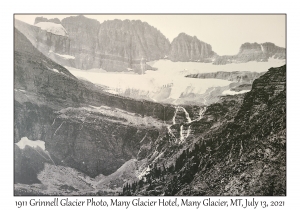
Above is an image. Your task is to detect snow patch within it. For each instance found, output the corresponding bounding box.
[52,68,59,73]
[50,68,66,76]
[14,89,26,93]
[55,53,75,60]
[15,137,45,150]
[222,89,250,95]
[35,22,68,36]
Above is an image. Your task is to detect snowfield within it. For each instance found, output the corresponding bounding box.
[15,137,45,150]
[65,58,285,105]
[35,22,68,36]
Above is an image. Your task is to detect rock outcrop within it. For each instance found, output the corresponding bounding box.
[34,17,61,24]
[186,71,265,83]
[213,42,285,64]
[168,33,215,62]
[94,19,170,71]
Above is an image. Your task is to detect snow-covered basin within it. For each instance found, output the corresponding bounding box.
[67,67,231,99]
[15,137,45,150]
[65,58,285,100]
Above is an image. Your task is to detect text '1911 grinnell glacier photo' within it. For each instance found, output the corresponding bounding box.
[14,14,286,196]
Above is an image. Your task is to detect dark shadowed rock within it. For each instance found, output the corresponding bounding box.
[131,65,286,196]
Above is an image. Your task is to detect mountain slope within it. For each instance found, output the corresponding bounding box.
[14,28,176,185]
[127,65,286,196]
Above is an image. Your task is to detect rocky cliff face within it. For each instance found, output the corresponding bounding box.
[44,106,162,177]
[60,15,101,70]
[169,33,215,62]
[95,19,170,71]
[214,42,285,64]
[186,71,265,83]
[15,16,170,72]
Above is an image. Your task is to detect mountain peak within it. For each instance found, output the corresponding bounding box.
[169,33,214,62]
[34,16,61,25]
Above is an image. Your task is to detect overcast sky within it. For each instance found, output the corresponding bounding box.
[15,14,285,55]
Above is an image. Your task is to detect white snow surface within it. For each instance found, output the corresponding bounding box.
[50,68,66,76]
[66,66,231,101]
[65,58,285,104]
[15,137,45,150]
[55,53,75,60]
[35,22,68,36]
[222,89,251,95]
[52,68,59,73]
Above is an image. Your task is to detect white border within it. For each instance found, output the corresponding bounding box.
[2,0,299,209]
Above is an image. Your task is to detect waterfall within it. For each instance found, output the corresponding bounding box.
[198,106,207,120]
[186,125,191,138]
[260,44,264,53]
[180,125,184,142]
[179,106,192,123]
[190,106,207,123]
[170,106,207,144]
[179,125,192,144]
[54,121,65,136]
[173,106,192,124]
[140,133,147,143]
[45,151,56,165]
[167,125,176,140]
[172,108,178,125]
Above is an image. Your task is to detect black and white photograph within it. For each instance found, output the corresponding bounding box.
[13,14,286,196]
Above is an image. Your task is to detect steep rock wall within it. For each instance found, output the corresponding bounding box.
[169,33,215,62]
